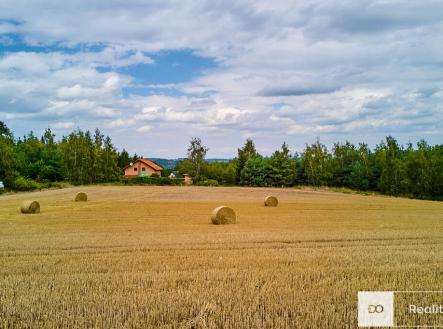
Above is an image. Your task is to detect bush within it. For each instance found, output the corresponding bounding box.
[121,176,183,186]
[13,176,42,191]
[42,181,68,189]
[197,179,219,186]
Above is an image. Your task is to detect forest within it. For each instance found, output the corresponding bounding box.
[1,121,442,200]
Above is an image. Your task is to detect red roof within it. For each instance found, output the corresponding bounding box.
[139,158,163,171]
[124,158,163,171]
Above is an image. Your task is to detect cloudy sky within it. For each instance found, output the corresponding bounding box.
[1,1,442,157]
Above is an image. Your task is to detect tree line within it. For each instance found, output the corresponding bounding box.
[177,137,442,200]
[1,121,442,200]
[0,122,137,190]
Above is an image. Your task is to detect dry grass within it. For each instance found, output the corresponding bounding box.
[1,186,442,328]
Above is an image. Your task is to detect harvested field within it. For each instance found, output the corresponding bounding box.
[0,186,442,328]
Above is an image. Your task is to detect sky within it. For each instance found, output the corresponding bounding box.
[0,0,442,158]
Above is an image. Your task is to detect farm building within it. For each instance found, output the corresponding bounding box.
[183,174,193,185]
[124,158,163,177]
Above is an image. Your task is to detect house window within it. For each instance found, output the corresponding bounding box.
[142,167,146,172]
[134,167,138,172]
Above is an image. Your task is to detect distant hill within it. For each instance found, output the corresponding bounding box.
[149,158,232,169]
[148,158,181,169]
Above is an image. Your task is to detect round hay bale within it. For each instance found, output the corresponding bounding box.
[20,200,40,214]
[211,206,236,225]
[75,192,88,202]
[264,195,278,207]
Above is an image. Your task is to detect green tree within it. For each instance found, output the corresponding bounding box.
[240,156,268,186]
[0,121,13,139]
[59,129,120,184]
[0,121,16,187]
[59,130,94,184]
[176,159,194,177]
[328,141,373,190]
[204,160,236,185]
[39,128,62,181]
[403,141,443,199]
[268,142,296,186]
[15,131,45,180]
[186,137,209,183]
[92,129,105,182]
[236,138,257,184]
[118,149,131,169]
[348,143,372,190]
[301,139,332,186]
[375,136,404,195]
[331,141,357,186]
[101,136,120,181]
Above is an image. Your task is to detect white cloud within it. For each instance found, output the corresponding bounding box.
[1,0,442,156]
[108,118,135,128]
[136,125,153,133]
[52,122,75,129]
[56,75,123,100]
[0,21,18,35]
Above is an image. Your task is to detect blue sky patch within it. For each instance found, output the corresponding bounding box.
[115,50,217,85]
[0,33,107,54]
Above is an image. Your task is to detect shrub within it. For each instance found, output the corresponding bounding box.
[42,181,68,189]
[121,176,183,186]
[197,179,219,186]
[13,177,42,191]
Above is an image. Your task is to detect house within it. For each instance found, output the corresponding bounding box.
[124,158,163,177]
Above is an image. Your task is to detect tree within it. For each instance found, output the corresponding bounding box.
[0,121,13,139]
[403,141,443,199]
[330,141,357,187]
[15,131,45,180]
[92,129,105,182]
[0,121,16,187]
[176,159,194,177]
[101,136,120,181]
[301,139,332,186]
[1,119,442,200]
[375,136,404,195]
[204,160,236,185]
[59,129,120,184]
[268,142,296,186]
[59,130,94,184]
[240,156,268,186]
[328,141,373,190]
[39,128,62,181]
[118,149,131,169]
[236,138,257,184]
[186,137,209,183]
